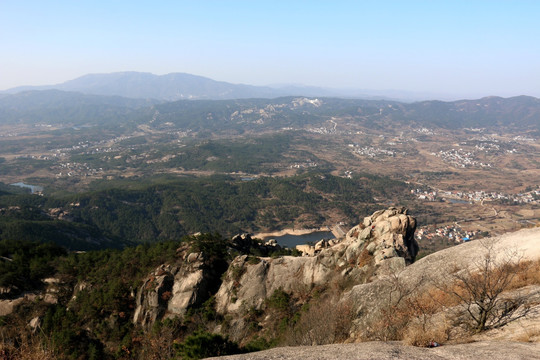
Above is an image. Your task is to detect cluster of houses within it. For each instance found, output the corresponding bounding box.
[1,131,20,137]
[434,148,492,168]
[415,225,480,243]
[474,142,501,152]
[513,135,536,142]
[14,154,53,161]
[414,127,435,135]
[349,144,396,158]
[55,162,103,178]
[307,126,336,135]
[52,136,132,156]
[412,189,439,202]
[412,188,540,204]
[290,160,319,169]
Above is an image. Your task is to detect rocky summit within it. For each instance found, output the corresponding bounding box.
[128,207,540,357]
[4,206,540,359]
[345,206,418,264]
[133,207,419,339]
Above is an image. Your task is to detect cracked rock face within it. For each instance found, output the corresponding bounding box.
[214,207,418,341]
[217,208,418,312]
[133,246,224,328]
[132,208,418,336]
[346,206,418,265]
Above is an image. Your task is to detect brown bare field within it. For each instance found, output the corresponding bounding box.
[1,119,538,236]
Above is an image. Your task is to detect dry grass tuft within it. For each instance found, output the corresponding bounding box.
[284,294,354,346]
[402,314,452,347]
[0,338,55,360]
[507,259,540,290]
[357,247,373,268]
[514,325,540,343]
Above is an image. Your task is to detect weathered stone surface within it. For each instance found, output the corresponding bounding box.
[376,256,407,276]
[29,316,41,332]
[214,207,419,341]
[206,341,540,360]
[0,297,25,316]
[133,265,175,327]
[215,255,329,317]
[131,208,423,339]
[133,244,225,327]
[133,233,289,328]
[346,206,418,264]
[295,244,315,256]
[168,267,206,317]
[346,226,540,338]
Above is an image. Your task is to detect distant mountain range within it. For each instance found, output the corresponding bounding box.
[1,72,332,101]
[1,88,539,132]
[0,89,157,126]
[1,72,456,102]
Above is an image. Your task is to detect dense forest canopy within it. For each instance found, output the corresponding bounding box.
[1,91,540,131]
[0,172,419,250]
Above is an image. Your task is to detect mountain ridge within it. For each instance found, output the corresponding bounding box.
[1,72,308,101]
[1,89,539,131]
[1,71,489,102]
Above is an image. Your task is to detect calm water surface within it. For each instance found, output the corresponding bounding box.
[268,231,335,248]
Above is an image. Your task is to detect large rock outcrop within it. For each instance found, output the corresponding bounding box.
[214,207,418,340]
[133,244,226,327]
[132,233,278,327]
[345,206,418,265]
[345,226,540,339]
[132,207,419,336]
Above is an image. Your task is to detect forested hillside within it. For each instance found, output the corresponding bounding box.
[0,238,184,358]
[0,172,416,249]
[0,233,298,359]
[2,91,539,131]
[0,90,156,126]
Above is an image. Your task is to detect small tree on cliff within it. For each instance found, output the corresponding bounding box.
[442,239,526,333]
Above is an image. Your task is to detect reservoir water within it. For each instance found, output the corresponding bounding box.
[268,231,335,248]
[9,182,44,194]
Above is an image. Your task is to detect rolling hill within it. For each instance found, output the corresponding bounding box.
[1,88,539,132]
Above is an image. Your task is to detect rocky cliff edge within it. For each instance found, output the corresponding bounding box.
[133,207,418,333]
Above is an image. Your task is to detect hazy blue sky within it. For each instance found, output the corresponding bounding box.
[1,0,540,98]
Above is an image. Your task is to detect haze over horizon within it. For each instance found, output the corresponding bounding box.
[2,1,540,99]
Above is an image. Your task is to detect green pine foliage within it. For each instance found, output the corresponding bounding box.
[0,171,414,250]
[64,172,410,244]
[0,234,288,359]
[0,239,66,293]
[174,331,242,360]
[0,239,183,359]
